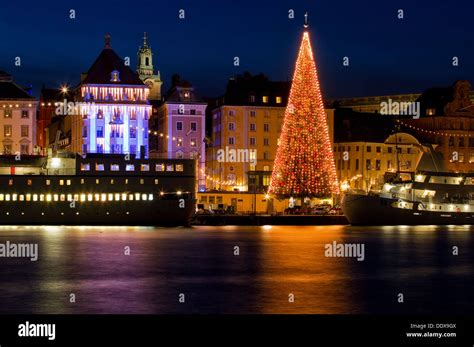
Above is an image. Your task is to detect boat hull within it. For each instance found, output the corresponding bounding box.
[342,193,474,225]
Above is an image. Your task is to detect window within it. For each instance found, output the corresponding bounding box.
[20,144,29,154]
[21,110,29,118]
[125,164,135,171]
[130,127,136,138]
[366,146,371,152]
[166,164,174,171]
[250,110,256,117]
[21,125,29,137]
[356,146,359,152]
[228,123,235,131]
[262,96,268,103]
[228,137,235,145]
[3,144,12,154]
[249,95,255,103]
[82,126,88,137]
[95,163,105,171]
[376,146,381,153]
[190,122,197,131]
[4,110,11,118]
[250,137,256,146]
[156,164,164,171]
[264,138,269,146]
[250,123,256,131]
[229,110,235,116]
[264,151,270,160]
[97,126,104,138]
[376,160,381,171]
[190,138,197,147]
[177,138,183,147]
[96,144,103,153]
[110,164,120,171]
[141,164,150,171]
[388,147,393,153]
[110,70,120,82]
[4,125,12,137]
[276,96,282,104]
[264,124,269,132]
[366,159,371,170]
[176,122,183,131]
[176,164,184,172]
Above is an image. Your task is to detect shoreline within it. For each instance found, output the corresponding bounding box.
[190,214,349,226]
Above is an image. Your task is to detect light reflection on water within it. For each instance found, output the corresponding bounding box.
[0,225,472,314]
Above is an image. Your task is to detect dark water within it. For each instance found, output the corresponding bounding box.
[0,225,472,314]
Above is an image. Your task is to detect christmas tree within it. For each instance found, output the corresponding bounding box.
[269,19,339,199]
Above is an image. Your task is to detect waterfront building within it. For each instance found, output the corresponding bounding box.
[151,75,207,190]
[0,71,38,155]
[136,32,162,101]
[400,80,474,173]
[69,34,152,157]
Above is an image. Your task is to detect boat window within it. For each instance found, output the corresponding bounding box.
[155,164,164,172]
[60,180,64,186]
[19,195,24,201]
[148,194,153,201]
[154,179,159,185]
[166,164,174,172]
[111,164,120,171]
[46,179,50,185]
[26,194,31,201]
[27,179,32,186]
[126,164,135,171]
[140,179,144,185]
[96,163,105,171]
[141,164,150,172]
[0,194,4,201]
[8,179,13,186]
[176,164,184,172]
[80,163,90,171]
[67,180,71,186]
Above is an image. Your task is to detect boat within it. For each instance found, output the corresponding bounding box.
[0,152,196,226]
[342,171,474,225]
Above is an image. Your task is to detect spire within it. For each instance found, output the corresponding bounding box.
[104,33,112,49]
[304,12,309,29]
[143,32,148,47]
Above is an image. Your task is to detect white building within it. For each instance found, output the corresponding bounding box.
[0,71,38,155]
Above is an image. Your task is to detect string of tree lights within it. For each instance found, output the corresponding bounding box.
[396,119,474,137]
[268,18,339,199]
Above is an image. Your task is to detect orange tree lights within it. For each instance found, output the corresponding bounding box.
[268,28,339,199]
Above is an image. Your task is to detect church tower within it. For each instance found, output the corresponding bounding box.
[137,32,162,100]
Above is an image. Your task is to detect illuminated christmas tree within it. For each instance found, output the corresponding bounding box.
[269,17,339,199]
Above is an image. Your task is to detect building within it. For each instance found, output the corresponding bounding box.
[69,34,152,157]
[152,75,207,190]
[137,32,162,101]
[401,80,474,173]
[38,86,74,152]
[0,71,38,155]
[206,73,288,192]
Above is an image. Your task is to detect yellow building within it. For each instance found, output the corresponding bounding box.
[206,73,334,192]
[335,132,426,191]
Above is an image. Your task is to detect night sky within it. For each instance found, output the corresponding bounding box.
[0,0,473,99]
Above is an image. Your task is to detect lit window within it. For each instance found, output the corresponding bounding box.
[27,179,32,186]
[156,164,164,171]
[12,194,17,201]
[19,195,24,201]
[81,179,85,184]
[129,194,134,201]
[96,179,100,185]
[125,179,129,185]
[110,179,114,185]
[53,194,59,201]
[176,164,184,172]
[96,163,105,171]
[142,194,147,201]
[5,194,10,201]
[276,96,282,104]
[46,179,50,185]
[81,163,90,171]
[115,194,120,201]
[60,195,66,202]
[166,164,174,171]
[140,179,144,185]
[8,179,13,186]
[80,194,86,202]
[135,193,140,200]
[141,164,150,171]
[108,194,113,201]
[74,194,79,202]
[154,179,159,185]
[67,194,73,201]
[40,195,45,201]
[111,164,120,171]
[262,96,268,103]
[60,180,64,186]
[0,194,4,201]
[95,194,100,201]
[88,194,93,201]
[121,194,127,201]
[126,164,135,171]
[101,194,107,202]
[148,194,153,201]
[26,194,32,201]
[67,180,71,186]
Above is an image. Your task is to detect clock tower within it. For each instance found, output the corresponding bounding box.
[137,32,162,100]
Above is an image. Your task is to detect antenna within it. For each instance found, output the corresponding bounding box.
[304,12,309,28]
